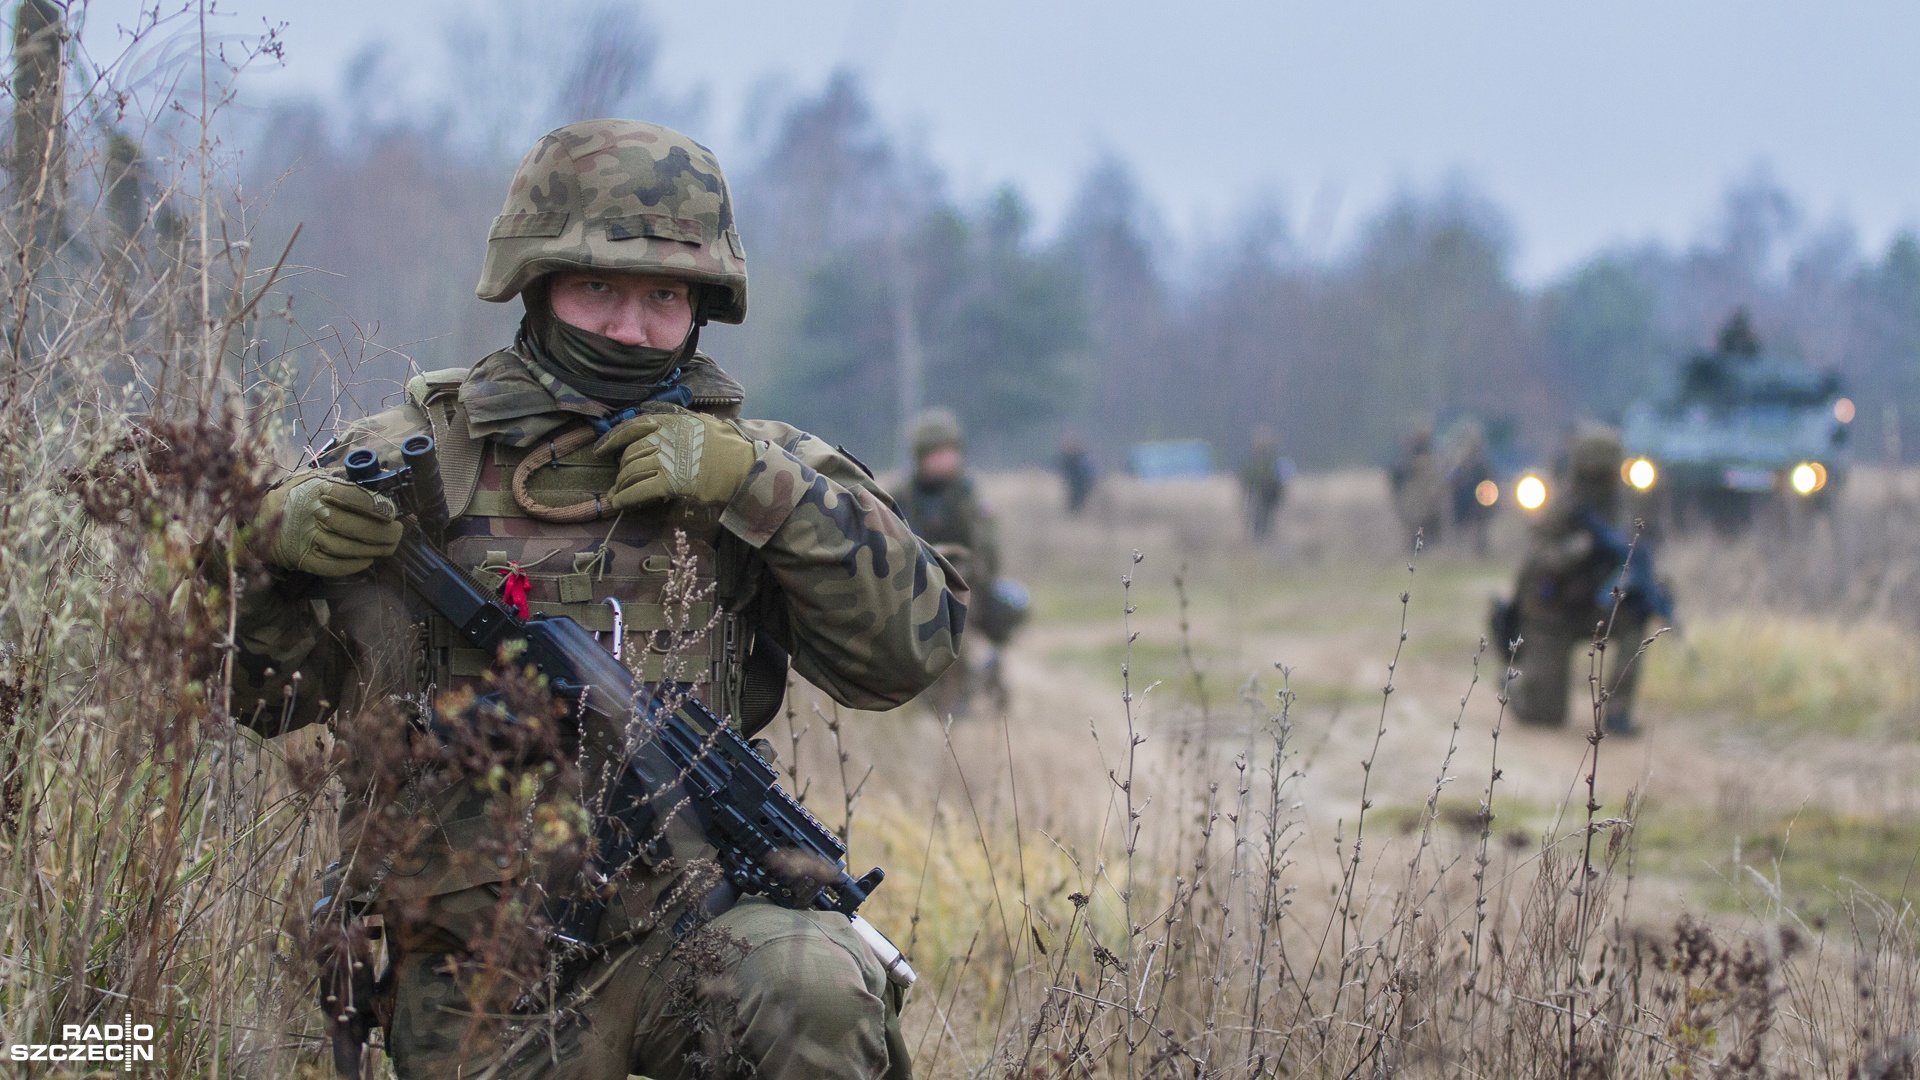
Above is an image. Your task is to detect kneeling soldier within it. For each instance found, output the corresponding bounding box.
[234,120,965,1079]
[1503,426,1672,735]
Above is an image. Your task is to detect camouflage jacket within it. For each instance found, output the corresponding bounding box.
[1389,449,1445,530]
[890,473,1000,590]
[231,345,966,904]
[1513,499,1619,624]
[1239,455,1284,503]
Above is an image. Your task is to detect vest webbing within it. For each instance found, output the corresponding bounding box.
[406,369,483,519]
[404,367,744,720]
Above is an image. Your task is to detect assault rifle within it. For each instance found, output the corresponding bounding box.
[1489,510,1674,667]
[322,436,915,1067]
[1570,507,1676,624]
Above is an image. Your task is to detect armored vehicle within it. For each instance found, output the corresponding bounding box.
[1620,312,1851,533]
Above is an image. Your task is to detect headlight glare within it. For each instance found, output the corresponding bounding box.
[1624,458,1657,491]
[1789,462,1827,495]
[1515,474,1548,511]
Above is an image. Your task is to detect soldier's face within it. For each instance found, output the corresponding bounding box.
[918,445,964,482]
[548,272,695,348]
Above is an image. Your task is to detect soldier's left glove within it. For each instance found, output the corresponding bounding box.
[596,410,758,511]
[255,473,402,577]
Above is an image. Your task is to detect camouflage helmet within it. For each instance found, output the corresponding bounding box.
[910,407,965,458]
[1566,424,1624,509]
[1568,424,1623,483]
[476,119,748,324]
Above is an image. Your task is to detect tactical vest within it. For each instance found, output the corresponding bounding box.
[404,368,747,721]
[900,478,975,551]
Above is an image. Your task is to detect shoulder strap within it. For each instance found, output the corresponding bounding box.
[406,367,482,519]
[405,367,469,406]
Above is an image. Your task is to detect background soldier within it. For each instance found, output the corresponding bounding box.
[1057,431,1097,514]
[1501,426,1674,735]
[893,407,1023,716]
[1390,425,1446,546]
[1447,420,1496,555]
[232,120,963,1079]
[1239,427,1287,542]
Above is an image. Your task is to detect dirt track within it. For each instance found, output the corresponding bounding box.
[815,467,1920,917]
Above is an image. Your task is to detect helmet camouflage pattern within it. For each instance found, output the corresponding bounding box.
[1568,424,1623,483]
[910,407,965,458]
[476,119,748,324]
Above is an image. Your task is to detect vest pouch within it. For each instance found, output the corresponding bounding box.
[434,431,739,718]
[559,550,607,603]
[737,630,790,737]
[559,572,595,603]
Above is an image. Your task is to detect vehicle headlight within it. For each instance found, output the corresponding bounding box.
[1623,457,1656,491]
[1789,462,1827,495]
[1515,474,1548,511]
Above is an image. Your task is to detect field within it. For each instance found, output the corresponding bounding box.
[6,372,1920,1076]
[794,466,1920,1077]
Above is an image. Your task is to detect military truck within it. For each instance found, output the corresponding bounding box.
[1620,311,1852,533]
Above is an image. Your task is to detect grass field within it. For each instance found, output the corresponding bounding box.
[768,466,1920,1077]
[6,382,1920,1075]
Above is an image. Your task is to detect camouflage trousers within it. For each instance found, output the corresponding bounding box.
[383,887,912,1080]
[1507,607,1649,731]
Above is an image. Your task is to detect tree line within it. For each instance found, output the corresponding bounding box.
[241,2,1920,471]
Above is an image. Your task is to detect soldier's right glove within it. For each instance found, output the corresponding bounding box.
[256,473,402,577]
[596,410,759,511]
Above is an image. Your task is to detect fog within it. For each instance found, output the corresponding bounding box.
[66,0,1920,469]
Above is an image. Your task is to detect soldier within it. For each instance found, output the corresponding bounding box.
[1057,431,1096,515]
[892,408,1016,717]
[1502,426,1673,735]
[1390,425,1446,546]
[233,120,964,1079]
[1447,421,1496,555]
[1239,428,1286,542]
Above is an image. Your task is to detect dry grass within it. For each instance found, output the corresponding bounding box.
[797,466,1920,1077]
[1641,612,1920,737]
[1,14,1917,1078]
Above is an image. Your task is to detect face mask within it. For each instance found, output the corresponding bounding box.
[520,285,699,405]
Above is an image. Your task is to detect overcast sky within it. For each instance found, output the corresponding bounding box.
[86,0,1920,283]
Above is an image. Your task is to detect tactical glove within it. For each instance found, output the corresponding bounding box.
[256,473,402,577]
[596,410,758,511]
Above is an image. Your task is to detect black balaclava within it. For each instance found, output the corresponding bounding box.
[518,279,701,405]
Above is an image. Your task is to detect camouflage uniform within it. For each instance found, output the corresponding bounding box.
[1447,422,1495,555]
[893,410,1000,596]
[1390,427,1446,545]
[1239,431,1285,542]
[1505,427,1650,732]
[889,409,1005,718]
[233,120,961,1079]
[1057,435,1096,515]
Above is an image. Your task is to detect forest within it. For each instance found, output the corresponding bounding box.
[247,2,1920,472]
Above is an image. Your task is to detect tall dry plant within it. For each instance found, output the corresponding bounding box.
[0,3,339,1073]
